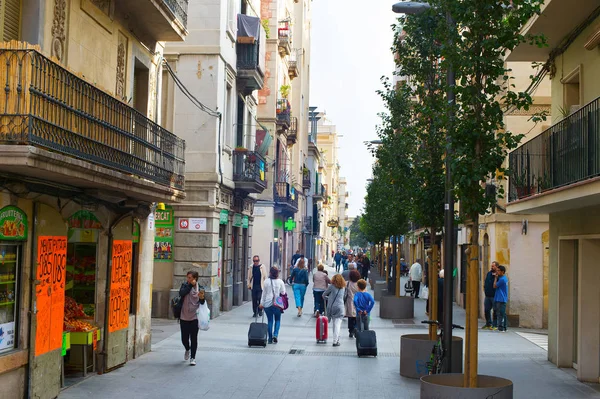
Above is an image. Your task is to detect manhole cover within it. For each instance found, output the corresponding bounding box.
[289,349,305,355]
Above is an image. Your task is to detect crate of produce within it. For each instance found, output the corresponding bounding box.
[70,329,97,345]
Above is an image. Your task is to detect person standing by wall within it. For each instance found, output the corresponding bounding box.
[482,261,499,330]
[323,274,346,347]
[493,265,509,332]
[259,267,286,344]
[179,271,203,366]
[290,258,309,316]
[247,255,268,318]
[409,259,423,299]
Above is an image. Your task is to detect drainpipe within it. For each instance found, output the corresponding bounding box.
[26,202,37,399]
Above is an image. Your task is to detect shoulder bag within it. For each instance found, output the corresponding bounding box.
[272,280,289,311]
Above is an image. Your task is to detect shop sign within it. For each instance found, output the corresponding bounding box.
[284,218,296,232]
[233,213,243,227]
[0,321,15,351]
[0,206,28,241]
[109,240,132,333]
[242,216,249,229]
[68,210,102,230]
[219,210,229,225]
[154,206,173,262]
[35,236,67,356]
[178,218,207,231]
[132,221,140,243]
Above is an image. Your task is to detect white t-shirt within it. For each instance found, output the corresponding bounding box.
[260,278,286,308]
[410,262,423,281]
[294,257,309,268]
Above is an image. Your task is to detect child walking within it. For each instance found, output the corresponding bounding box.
[353,279,374,332]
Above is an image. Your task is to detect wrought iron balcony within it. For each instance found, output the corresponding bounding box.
[287,117,298,145]
[233,150,267,194]
[236,42,264,94]
[278,23,291,56]
[288,52,299,80]
[276,99,291,131]
[274,182,298,214]
[508,96,600,203]
[313,184,326,202]
[302,173,311,190]
[0,45,185,197]
[117,0,188,41]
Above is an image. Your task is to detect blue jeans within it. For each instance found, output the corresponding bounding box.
[313,289,325,313]
[264,305,281,341]
[293,283,307,308]
[484,296,497,327]
[494,301,507,331]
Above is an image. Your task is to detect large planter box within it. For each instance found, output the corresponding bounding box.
[374,281,388,300]
[421,374,513,398]
[380,295,414,319]
[400,334,463,379]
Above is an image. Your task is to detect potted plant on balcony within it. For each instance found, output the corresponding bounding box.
[280,85,290,99]
[302,167,310,177]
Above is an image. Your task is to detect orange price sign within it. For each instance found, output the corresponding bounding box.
[108,240,132,333]
[35,236,67,356]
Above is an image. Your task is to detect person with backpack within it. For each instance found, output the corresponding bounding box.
[259,267,286,344]
[290,258,309,316]
[247,255,268,318]
[177,270,204,366]
[323,274,346,347]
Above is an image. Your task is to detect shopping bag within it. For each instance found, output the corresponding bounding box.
[197,302,210,331]
[421,286,429,300]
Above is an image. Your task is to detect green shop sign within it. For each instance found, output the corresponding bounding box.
[242,215,249,229]
[284,218,296,232]
[220,210,229,225]
[68,210,102,229]
[0,206,28,241]
[132,221,140,243]
[154,205,174,262]
[233,213,242,227]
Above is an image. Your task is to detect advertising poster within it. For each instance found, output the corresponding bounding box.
[35,236,67,356]
[109,240,132,332]
[154,206,173,262]
[0,321,15,352]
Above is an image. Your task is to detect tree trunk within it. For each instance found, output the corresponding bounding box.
[464,220,479,388]
[429,227,438,340]
[396,236,401,298]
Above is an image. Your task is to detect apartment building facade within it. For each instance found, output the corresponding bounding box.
[0,0,187,396]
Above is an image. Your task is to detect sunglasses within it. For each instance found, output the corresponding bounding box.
[253,259,259,262]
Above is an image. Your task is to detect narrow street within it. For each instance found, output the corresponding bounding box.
[60,268,600,399]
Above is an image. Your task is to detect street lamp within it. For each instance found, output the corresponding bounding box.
[393,0,456,374]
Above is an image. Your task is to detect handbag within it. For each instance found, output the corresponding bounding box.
[421,285,429,300]
[343,282,350,303]
[272,280,289,311]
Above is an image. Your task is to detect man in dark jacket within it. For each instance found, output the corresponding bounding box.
[482,261,499,330]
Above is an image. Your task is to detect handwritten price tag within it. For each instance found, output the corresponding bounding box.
[108,240,132,333]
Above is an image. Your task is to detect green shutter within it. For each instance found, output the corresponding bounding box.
[1,0,21,42]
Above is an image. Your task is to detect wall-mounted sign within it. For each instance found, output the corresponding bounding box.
[233,213,243,228]
[0,206,28,241]
[0,321,15,352]
[132,221,140,243]
[327,219,339,228]
[220,210,229,225]
[68,210,102,230]
[242,216,249,229]
[35,236,67,356]
[178,218,207,231]
[284,218,296,232]
[154,205,173,262]
[109,240,132,333]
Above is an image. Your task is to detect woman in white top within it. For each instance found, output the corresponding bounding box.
[259,267,286,344]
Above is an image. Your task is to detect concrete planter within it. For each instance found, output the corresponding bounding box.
[400,334,463,379]
[420,374,513,398]
[374,281,388,300]
[380,295,414,319]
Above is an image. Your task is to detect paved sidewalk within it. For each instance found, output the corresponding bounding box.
[60,269,600,399]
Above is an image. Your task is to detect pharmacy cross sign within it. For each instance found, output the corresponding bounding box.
[284,218,296,232]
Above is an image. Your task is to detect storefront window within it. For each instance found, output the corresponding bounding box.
[0,245,19,353]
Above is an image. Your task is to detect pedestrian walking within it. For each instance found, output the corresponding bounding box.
[353,279,375,332]
[290,258,309,316]
[360,254,371,280]
[409,259,423,299]
[259,267,286,344]
[344,269,361,338]
[482,261,499,330]
[342,251,348,271]
[247,255,268,318]
[334,251,342,273]
[323,274,346,347]
[291,250,302,268]
[179,271,204,366]
[493,265,509,332]
[341,260,357,282]
[347,254,357,271]
[312,264,331,316]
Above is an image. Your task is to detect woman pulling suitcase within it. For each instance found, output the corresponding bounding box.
[258,267,286,344]
[323,274,346,347]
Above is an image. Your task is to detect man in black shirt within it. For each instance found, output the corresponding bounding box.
[482,261,499,330]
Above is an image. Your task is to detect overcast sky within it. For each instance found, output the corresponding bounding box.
[310,1,397,218]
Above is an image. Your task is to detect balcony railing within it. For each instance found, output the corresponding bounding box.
[287,117,298,144]
[278,23,291,56]
[274,181,298,212]
[236,42,264,94]
[162,0,189,27]
[233,150,267,194]
[302,173,311,189]
[509,96,600,202]
[314,184,326,201]
[0,45,185,190]
[276,99,291,130]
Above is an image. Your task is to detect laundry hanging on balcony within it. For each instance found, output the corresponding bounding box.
[237,14,261,44]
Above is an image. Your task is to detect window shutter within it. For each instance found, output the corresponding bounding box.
[1,0,21,42]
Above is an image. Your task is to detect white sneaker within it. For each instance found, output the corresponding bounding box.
[190,358,196,366]
[184,350,190,361]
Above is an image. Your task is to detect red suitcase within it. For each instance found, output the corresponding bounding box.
[316,311,328,344]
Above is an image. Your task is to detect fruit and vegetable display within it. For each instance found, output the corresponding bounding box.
[63,296,96,332]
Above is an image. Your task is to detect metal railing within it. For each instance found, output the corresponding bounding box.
[302,173,311,189]
[162,0,189,27]
[287,117,298,141]
[233,150,267,187]
[276,99,291,128]
[237,42,261,72]
[274,181,298,210]
[0,45,185,190]
[509,96,600,202]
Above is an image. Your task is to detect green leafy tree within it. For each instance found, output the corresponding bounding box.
[349,216,369,249]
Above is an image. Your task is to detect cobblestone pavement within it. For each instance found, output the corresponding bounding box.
[60,269,600,399]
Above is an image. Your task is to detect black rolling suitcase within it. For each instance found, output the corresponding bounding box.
[355,317,377,357]
[248,314,268,347]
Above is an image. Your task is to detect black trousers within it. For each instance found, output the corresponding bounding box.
[348,316,357,333]
[252,288,263,315]
[180,319,199,359]
[412,281,421,298]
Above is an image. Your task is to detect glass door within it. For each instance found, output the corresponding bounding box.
[0,244,19,354]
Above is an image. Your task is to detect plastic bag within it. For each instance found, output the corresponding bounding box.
[421,286,429,300]
[197,302,210,331]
